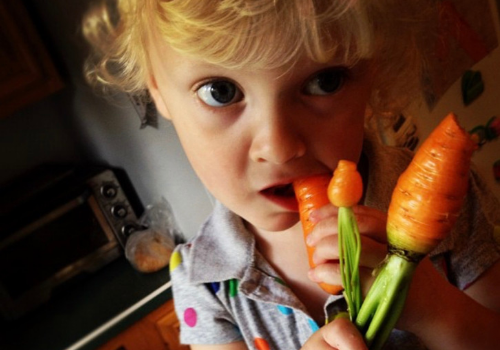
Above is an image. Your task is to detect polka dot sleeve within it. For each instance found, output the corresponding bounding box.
[170,244,244,345]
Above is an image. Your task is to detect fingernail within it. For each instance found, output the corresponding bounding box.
[333,311,349,320]
[308,209,320,222]
[306,234,314,246]
[308,269,320,282]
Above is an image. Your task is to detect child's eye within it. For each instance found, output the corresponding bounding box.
[303,68,347,96]
[196,80,243,107]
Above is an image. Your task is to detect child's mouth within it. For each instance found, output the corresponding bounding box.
[266,184,295,197]
[261,184,298,211]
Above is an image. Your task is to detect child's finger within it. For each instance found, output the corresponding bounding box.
[322,316,369,350]
[301,316,368,350]
[309,263,377,297]
[312,235,386,269]
[307,205,387,247]
[308,204,339,222]
[359,236,387,268]
[307,214,339,247]
[308,261,341,285]
[312,234,339,264]
[351,205,387,243]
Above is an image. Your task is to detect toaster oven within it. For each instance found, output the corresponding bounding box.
[0,164,142,320]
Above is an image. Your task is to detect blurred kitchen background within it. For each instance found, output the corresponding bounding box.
[1,1,214,349]
[0,0,214,241]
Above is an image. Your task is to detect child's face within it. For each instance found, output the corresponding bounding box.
[148,40,374,234]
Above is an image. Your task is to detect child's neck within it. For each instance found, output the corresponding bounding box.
[250,222,331,324]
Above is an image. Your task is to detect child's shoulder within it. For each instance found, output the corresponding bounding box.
[171,202,255,284]
[362,134,414,210]
[363,132,414,170]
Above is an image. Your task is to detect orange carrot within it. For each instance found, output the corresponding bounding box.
[294,175,343,295]
[328,160,364,208]
[356,113,477,350]
[387,113,477,256]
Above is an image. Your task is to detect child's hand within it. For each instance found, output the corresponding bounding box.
[301,315,368,350]
[306,204,388,295]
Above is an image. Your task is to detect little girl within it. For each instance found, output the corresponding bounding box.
[83,1,500,349]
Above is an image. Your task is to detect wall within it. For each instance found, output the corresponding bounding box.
[0,89,84,184]
[0,0,213,239]
[409,0,500,200]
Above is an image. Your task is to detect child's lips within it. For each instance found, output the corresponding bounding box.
[260,183,299,211]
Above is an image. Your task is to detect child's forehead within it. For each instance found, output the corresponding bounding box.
[145,1,369,72]
[149,31,355,74]
[149,33,355,80]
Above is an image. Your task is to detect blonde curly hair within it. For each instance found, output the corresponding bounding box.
[82,0,438,115]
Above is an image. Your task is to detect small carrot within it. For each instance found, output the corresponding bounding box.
[328,160,364,321]
[355,113,477,350]
[328,160,363,208]
[294,175,343,295]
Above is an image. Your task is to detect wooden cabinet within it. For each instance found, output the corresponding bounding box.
[96,299,189,350]
[155,302,189,350]
[0,0,64,118]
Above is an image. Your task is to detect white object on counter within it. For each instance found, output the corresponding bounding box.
[65,281,172,350]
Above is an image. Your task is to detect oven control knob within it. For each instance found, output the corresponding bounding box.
[111,204,128,218]
[122,223,140,237]
[101,184,118,198]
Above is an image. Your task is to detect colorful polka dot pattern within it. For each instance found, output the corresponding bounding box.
[184,307,197,327]
[205,282,221,295]
[172,250,320,347]
[308,319,320,333]
[254,337,270,350]
[277,305,293,315]
[227,278,239,297]
[169,250,182,273]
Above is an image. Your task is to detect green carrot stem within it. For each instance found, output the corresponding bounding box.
[355,254,417,348]
[370,282,410,350]
[349,209,362,314]
[338,207,363,321]
[338,212,352,316]
[355,267,387,330]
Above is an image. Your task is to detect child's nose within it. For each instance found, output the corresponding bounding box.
[249,104,306,164]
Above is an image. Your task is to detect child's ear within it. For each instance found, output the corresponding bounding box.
[147,75,171,120]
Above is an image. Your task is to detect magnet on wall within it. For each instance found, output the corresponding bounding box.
[470,125,488,147]
[461,70,484,106]
[469,116,499,148]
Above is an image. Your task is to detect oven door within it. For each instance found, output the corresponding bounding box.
[0,190,121,320]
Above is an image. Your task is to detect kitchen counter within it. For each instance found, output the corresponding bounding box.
[0,256,172,350]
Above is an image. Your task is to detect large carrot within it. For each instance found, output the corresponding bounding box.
[355,113,477,350]
[294,175,344,295]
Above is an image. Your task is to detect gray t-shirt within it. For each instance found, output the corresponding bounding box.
[170,137,500,350]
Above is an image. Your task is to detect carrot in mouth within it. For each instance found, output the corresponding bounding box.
[293,160,364,308]
[294,175,344,295]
